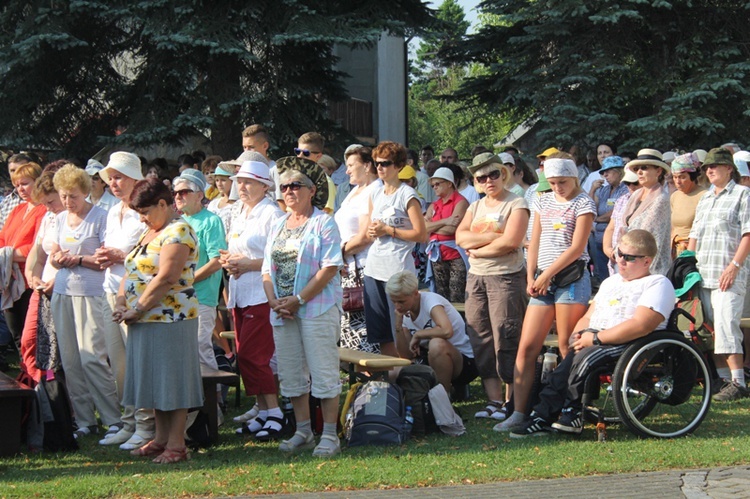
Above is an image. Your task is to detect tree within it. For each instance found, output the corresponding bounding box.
[446,0,750,151]
[0,1,434,159]
[409,0,511,157]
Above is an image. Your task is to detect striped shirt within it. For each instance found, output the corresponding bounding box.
[262,208,343,325]
[533,191,596,271]
[689,180,750,289]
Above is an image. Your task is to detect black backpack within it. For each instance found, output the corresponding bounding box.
[347,381,409,446]
[396,364,439,438]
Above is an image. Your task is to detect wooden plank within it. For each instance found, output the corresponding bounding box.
[220,331,235,340]
[338,347,411,369]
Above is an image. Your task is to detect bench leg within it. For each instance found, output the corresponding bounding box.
[201,380,219,445]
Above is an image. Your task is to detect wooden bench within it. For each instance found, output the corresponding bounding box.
[0,372,34,456]
[338,347,411,385]
[200,366,240,444]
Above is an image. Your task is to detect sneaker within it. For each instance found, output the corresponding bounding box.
[73,425,99,440]
[99,427,134,446]
[552,408,583,434]
[712,380,750,402]
[509,415,552,438]
[233,404,260,423]
[119,432,154,451]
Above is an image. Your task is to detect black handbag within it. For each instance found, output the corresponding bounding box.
[551,259,587,288]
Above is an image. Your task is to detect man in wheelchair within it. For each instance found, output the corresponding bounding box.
[511,230,677,437]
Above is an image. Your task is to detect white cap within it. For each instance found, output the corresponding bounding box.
[734,151,750,177]
[498,152,515,166]
[431,167,455,186]
[230,161,275,187]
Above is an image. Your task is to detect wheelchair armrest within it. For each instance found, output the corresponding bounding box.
[667,307,696,332]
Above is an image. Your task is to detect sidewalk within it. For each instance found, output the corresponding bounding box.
[253,465,750,499]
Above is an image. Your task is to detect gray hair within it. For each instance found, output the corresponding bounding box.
[386,271,419,297]
[174,179,203,197]
[279,169,314,189]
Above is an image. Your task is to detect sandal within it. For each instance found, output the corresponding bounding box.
[279,431,315,453]
[254,416,285,442]
[130,440,165,457]
[153,447,190,464]
[474,401,505,419]
[235,417,265,436]
[312,434,341,458]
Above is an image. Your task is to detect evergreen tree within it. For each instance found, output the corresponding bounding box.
[0,1,433,159]
[446,0,750,150]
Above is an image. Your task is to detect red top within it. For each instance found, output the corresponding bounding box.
[0,202,47,286]
[430,190,467,261]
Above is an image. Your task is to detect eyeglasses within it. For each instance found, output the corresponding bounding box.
[173,189,194,197]
[630,165,654,172]
[294,148,321,157]
[375,161,395,168]
[614,248,646,262]
[474,170,502,184]
[431,181,446,188]
[280,182,305,193]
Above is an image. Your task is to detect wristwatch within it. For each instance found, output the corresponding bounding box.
[296,294,306,305]
[592,331,602,346]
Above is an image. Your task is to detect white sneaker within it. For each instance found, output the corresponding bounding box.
[99,427,134,446]
[119,432,154,451]
[233,404,260,423]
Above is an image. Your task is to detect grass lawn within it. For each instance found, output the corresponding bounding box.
[3,375,750,498]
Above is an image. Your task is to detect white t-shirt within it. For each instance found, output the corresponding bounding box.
[207,197,234,237]
[226,197,284,308]
[37,212,59,283]
[401,292,473,358]
[533,191,596,271]
[459,184,480,204]
[334,182,378,270]
[87,190,118,212]
[365,183,420,282]
[582,170,603,194]
[102,201,147,294]
[590,273,676,330]
[51,205,108,296]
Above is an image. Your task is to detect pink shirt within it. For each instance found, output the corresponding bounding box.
[430,190,466,261]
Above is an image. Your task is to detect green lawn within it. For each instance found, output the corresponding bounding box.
[2,378,750,498]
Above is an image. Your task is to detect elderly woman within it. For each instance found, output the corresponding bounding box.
[20,168,65,384]
[621,149,672,275]
[589,156,628,283]
[49,164,121,439]
[219,161,284,439]
[262,157,343,458]
[496,157,595,432]
[603,167,640,275]
[689,148,750,401]
[94,152,154,450]
[364,141,427,357]
[333,146,379,353]
[0,161,46,347]
[456,153,529,421]
[425,166,469,302]
[113,179,202,464]
[670,153,706,259]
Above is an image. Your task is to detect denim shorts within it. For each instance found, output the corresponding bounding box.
[529,269,592,306]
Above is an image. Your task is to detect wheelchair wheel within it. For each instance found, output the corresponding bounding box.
[612,332,711,438]
[583,372,656,425]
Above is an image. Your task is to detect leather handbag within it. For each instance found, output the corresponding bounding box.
[551,259,587,288]
[342,260,365,312]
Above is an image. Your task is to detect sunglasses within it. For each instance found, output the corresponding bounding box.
[375,160,395,168]
[431,180,446,188]
[630,165,655,172]
[615,248,646,262]
[294,148,321,157]
[474,170,502,184]
[173,189,194,197]
[280,182,305,193]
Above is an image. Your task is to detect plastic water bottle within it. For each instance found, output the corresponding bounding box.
[541,350,558,383]
[404,406,414,435]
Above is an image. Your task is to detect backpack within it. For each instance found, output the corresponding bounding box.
[347,381,409,446]
[395,364,439,438]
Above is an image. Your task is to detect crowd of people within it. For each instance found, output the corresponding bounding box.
[2,129,750,461]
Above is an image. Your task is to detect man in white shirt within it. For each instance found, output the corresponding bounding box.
[508,230,676,437]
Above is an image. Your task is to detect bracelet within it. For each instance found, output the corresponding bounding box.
[296,294,306,305]
[134,303,146,315]
[732,260,741,269]
[392,226,397,237]
[78,256,84,266]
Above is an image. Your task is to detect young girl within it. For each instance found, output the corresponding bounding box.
[496,156,595,431]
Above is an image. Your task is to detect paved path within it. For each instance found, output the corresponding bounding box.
[243,465,750,499]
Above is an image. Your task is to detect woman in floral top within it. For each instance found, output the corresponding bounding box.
[113,179,201,464]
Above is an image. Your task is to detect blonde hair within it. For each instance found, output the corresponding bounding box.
[10,162,42,184]
[386,271,419,297]
[53,164,92,195]
[620,229,657,258]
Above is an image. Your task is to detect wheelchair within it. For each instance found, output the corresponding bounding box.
[580,308,713,439]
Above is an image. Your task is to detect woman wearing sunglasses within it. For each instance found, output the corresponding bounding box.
[456,153,529,421]
[620,149,672,276]
[496,155,595,432]
[363,141,427,358]
[261,157,343,457]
